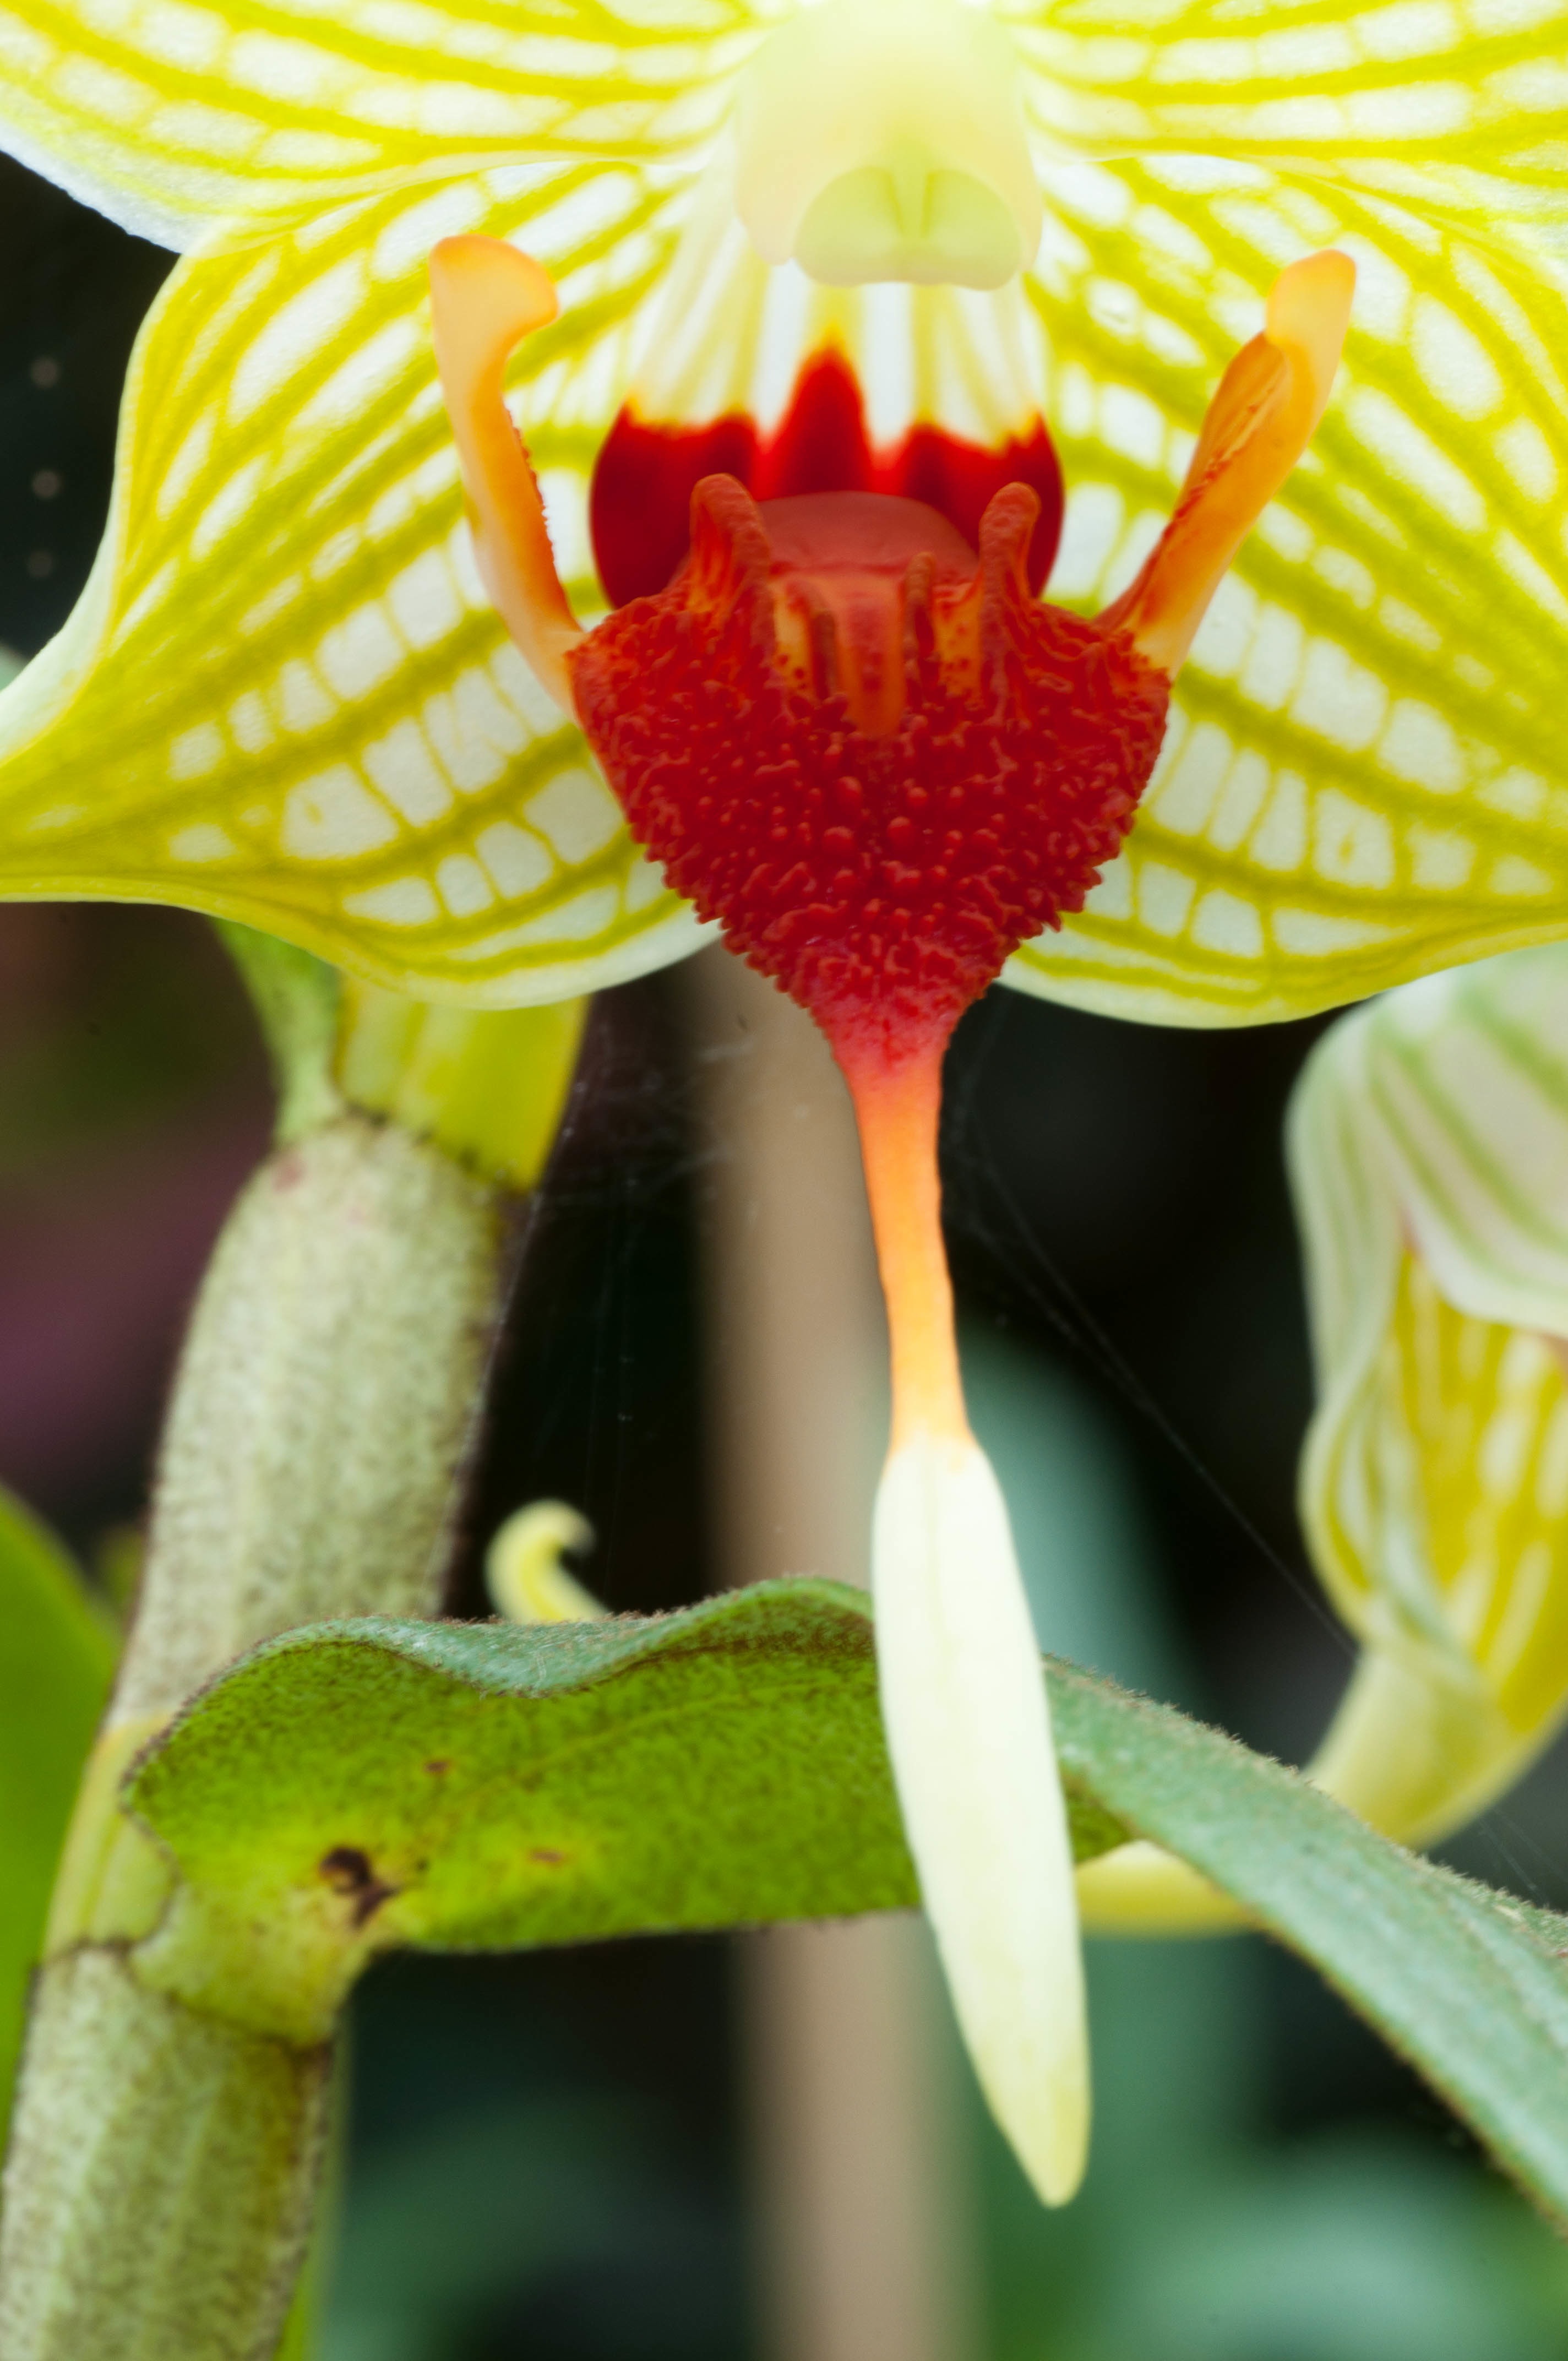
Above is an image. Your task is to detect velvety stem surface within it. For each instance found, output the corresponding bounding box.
[0,1113,517,2361]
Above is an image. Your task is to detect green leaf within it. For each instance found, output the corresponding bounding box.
[124,1585,948,2034]
[127,1581,1568,2225]
[0,1490,115,2114]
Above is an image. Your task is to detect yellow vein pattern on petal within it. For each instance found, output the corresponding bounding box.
[1328,948,1568,1339]
[0,0,767,249]
[1315,1253,1568,1754]
[1006,160,1568,1028]
[1003,0,1568,231]
[0,164,710,1005]
[1291,962,1568,1766]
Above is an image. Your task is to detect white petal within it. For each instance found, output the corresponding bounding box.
[872,1430,1088,2206]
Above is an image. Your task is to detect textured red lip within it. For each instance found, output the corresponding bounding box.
[570,471,1167,1071]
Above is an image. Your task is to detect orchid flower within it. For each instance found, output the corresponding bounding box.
[430,224,1351,2202]
[4,0,1568,2212]
[0,0,1564,1015]
[1080,941,1568,1935]
[1292,943,1568,1850]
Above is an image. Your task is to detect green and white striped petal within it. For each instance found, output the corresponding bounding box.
[0,0,767,250]
[1291,943,1568,1843]
[1006,162,1568,1028]
[0,165,711,1005]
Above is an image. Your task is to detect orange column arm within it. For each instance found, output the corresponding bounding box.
[429,235,584,714]
[1107,249,1356,677]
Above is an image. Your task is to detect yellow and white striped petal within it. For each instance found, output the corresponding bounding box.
[873,1430,1088,2206]
[1002,0,1568,237]
[1292,944,1568,1843]
[0,166,711,1005]
[1297,943,1568,1342]
[1006,163,1568,1027]
[0,0,765,250]
[11,0,1568,257]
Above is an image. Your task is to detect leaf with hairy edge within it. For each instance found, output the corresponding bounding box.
[127,1582,1568,2227]
[0,1490,115,2117]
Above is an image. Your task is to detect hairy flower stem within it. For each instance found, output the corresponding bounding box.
[0,942,585,2361]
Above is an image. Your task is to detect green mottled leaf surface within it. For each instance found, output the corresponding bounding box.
[128,1580,1568,2226]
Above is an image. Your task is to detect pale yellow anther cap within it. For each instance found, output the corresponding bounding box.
[733,0,1042,290]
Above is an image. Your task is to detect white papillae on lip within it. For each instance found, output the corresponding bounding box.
[872,1427,1090,2205]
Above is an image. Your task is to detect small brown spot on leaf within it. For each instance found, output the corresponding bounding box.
[424,1759,451,1776]
[319,1845,399,1929]
[530,1847,567,1867]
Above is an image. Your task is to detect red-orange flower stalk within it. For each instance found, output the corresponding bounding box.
[430,231,1354,2202]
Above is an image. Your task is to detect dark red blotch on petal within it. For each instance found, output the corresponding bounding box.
[570,477,1168,1070]
[591,349,1065,608]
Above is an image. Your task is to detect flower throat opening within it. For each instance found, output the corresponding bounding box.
[590,347,1064,610]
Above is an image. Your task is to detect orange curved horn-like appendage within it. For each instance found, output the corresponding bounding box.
[429,235,582,713]
[1108,249,1355,676]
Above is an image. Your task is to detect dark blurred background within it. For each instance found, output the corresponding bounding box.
[6,146,1568,2361]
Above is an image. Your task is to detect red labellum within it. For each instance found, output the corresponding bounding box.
[591,347,1064,610]
[570,476,1168,1073]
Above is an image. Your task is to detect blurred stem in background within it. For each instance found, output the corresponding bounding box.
[0,931,586,2361]
[686,944,978,2361]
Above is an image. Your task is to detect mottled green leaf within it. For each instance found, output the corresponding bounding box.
[127,1581,1568,2226]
